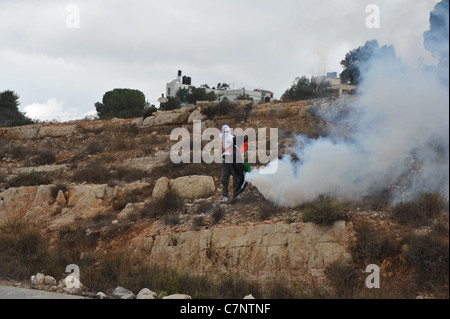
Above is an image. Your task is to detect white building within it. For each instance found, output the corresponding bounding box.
[166,70,194,98]
[311,72,357,95]
[166,70,273,103]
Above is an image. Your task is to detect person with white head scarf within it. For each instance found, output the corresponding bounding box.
[219,124,248,201]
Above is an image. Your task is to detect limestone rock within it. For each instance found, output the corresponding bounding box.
[152,177,170,199]
[95,292,108,299]
[118,202,145,220]
[6,125,40,140]
[142,111,190,127]
[128,221,352,286]
[30,273,45,286]
[112,286,135,299]
[169,175,215,200]
[44,275,57,286]
[56,190,67,205]
[136,288,157,299]
[38,124,76,138]
[121,151,169,171]
[188,109,207,123]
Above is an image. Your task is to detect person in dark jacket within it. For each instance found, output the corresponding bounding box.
[219,125,248,201]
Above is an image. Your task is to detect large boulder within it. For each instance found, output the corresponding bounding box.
[152,177,170,199]
[169,175,215,200]
[142,110,190,127]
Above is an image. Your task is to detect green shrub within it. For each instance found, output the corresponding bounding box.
[201,100,253,121]
[302,195,346,225]
[142,105,157,119]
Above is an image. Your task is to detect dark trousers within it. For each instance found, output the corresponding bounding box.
[221,162,245,198]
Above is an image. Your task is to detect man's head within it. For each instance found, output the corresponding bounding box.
[222,125,231,133]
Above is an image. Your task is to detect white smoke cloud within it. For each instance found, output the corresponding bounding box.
[247,4,449,207]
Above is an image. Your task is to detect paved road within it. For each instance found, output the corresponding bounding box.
[0,285,86,299]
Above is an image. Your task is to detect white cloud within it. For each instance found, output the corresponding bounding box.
[23,98,91,122]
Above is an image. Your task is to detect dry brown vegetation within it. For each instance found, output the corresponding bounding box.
[0,100,448,299]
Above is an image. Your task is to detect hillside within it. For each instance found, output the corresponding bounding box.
[0,98,448,299]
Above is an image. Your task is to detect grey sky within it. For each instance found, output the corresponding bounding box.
[0,0,439,121]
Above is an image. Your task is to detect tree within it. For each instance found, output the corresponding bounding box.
[340,40,396,85]
[281,76,331,101]
[160,96,181,111]
[185,87,217,105]
[216,83,230,90]
[0,90,33,127]
[95,88,146,119]
[176,88,190,103]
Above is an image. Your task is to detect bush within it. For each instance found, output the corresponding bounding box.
[257,201,280,221]
[391,191,447,226]
[301,195,346,225]
[143,105,157,119]
[85,141,104,155]
[0,222,60,281]
[8,172,52,187]
[201,100,234,120]
[32,149,56,166]
[192,216,205,230]
[326,261,359,298]
[139,192,184,219]
[112,199,127,211]
[351,221,401,265]
[71,163,110,184]
[404,232,449,291]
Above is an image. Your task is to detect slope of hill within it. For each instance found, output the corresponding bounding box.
[0,98,448,299]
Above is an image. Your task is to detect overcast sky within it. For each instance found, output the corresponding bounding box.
[0,0,440,122]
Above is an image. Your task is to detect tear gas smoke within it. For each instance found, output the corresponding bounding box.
[247,1,449,207]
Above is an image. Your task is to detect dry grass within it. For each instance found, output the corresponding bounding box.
[391,191,447,226]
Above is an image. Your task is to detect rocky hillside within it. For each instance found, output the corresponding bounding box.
[0,98,448,299]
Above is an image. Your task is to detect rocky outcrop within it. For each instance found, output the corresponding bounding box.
[0,164,68,176]
[121,151,169,171]
[0,182,150,228]
[0,185,57,224]
[129,220,352,286]
[152,175,215,200]
[38,125,77,138]
[142,108,192,127]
